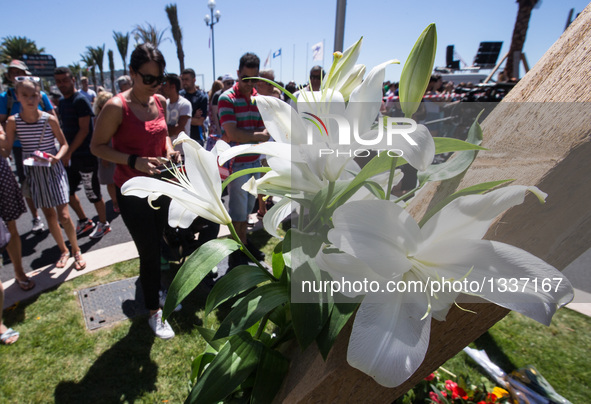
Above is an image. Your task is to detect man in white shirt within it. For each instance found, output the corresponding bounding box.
[162,73,192,148]
[78,77,96,104]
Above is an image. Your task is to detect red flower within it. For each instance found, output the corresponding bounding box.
[429,391,442,404]
[445,380,457,391]
[487,393,498,402]
[425,373,436,381]
[477,402,487,404]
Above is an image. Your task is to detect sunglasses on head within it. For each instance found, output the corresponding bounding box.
[239,75,260,84]
[136,70,165,86]
[15,76,41,83]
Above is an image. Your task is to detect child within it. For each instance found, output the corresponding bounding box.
[2,77,85,270]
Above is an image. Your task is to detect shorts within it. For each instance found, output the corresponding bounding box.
[227,160,261,222]
[67,154,102,203]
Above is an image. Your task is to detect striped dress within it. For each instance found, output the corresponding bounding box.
[15,112,69,208]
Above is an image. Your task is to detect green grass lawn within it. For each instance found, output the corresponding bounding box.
[1,245,589,403]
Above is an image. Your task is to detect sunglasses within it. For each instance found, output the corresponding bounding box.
[15,76,41,82]
[239,75,260,84]
[136,70,165,86]
[310,74,322,80]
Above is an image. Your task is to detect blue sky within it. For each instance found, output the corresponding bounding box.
[2,0,588,90]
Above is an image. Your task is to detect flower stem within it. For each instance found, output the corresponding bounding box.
[228,223,277,281]
[304,181,335,232]
[386,157,398,201]
[393,184,421,203]
[254,312,272,340]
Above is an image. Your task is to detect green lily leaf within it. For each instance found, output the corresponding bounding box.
[254,76,297,103]
[196,326,229,352]
[329,151,400,210]
[316,301,359,360]
[214,282,289,340]
[418,179,515,227]
[164,238,241,319]
[222,167,272,192]
[251,348,290,404]
[190,352,216,383]
[418,110,484,184]
[399,23,437,118]
[433,137,487,154]
[289,229,332,349]
[186,332,263,404]
[205,265,272,315]
[272,241,285,279]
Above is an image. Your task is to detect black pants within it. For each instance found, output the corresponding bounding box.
[116,187,169,311]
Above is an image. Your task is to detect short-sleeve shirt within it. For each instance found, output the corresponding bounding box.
[179,88,208,142]
[58,92,94,156]
[79,89,97,104]
[218,83,265,163]
[166,96,192,136]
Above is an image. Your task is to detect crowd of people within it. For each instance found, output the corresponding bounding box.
[1,46,513,343]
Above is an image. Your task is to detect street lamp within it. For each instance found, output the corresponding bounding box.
[204,0,221,82]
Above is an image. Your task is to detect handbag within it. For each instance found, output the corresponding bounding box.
[0,218,11,251]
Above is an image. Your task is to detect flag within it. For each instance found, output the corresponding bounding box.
[312,41,323,61]
[264,50,271,68]
[273,48,282,58]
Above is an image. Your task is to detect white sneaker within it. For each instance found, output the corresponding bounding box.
[148,310,175,340]
[159,289,182,312]
[31,216,45,233]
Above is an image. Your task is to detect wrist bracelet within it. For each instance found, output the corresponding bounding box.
[128,154,139,170]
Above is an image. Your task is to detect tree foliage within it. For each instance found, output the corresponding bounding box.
[113,31,129,75]
[165,3,185,72]
[0,36,45,63]
[132,23,170,48]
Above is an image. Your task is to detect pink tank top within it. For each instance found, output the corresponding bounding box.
[112,93,168,187]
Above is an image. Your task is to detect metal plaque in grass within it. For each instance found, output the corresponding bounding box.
[78,276,148,330]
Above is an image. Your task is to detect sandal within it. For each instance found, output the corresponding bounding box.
[0,328,19,345]
[74,251,86,271]
[56,251,70,268]
[16,277,36,291]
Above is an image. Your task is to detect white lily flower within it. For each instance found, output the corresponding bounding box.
[316,185,573,387]
[122,133,232,226]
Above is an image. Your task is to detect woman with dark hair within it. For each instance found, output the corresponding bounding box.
[90,43,179,339]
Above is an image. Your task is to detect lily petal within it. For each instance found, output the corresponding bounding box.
[122,176,230,225]
[348,60,399,136]
[262,197,293,238]
[168,199,198,228]
[218,142,293,166]
[255,95,308,145]
[347,281,431,388]
[328,200,420,277]
[418,238,574,325]
[421,185,547,247]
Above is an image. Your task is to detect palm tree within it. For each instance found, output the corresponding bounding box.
[80,51,97,90]
[88,45,105,87]
[503,0,540,80]
[165,3,185,72]
[108,49,116,93]
[132,23,170,48]
[113,31,129,75]
[68,63,82,85]
[0,36,45,63]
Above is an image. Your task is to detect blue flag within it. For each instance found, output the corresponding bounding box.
[273,48,281,58]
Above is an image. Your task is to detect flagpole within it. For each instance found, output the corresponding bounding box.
[280,52,283,82]
[306,42,309,84]
[292,44,295,81]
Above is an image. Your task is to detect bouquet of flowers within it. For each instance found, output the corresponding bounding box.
[121,23,573,403]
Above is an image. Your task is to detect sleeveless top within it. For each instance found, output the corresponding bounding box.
[14,112,57,155]
[112,93,168,188]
